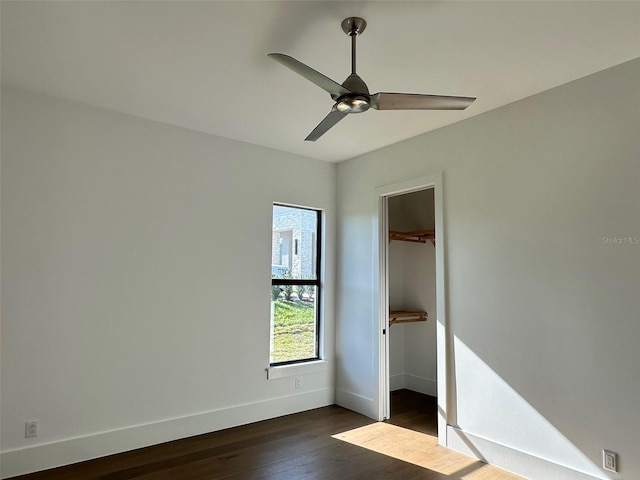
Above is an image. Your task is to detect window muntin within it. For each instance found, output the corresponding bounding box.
[270,205,321,365]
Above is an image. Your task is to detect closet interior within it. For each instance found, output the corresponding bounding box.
[388,188,438,403]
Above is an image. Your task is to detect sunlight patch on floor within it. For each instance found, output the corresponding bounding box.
[332,422,523,479]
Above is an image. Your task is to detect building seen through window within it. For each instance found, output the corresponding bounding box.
[270,205,321,365]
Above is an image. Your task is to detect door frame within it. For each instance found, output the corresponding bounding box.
[374,172,452,446]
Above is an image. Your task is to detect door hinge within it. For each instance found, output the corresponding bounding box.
[382,329,386,335]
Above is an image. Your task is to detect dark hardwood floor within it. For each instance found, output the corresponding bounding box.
[13,390,518,480]
[387,389,438,436]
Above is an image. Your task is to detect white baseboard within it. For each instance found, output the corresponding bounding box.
[389,373,437,397]
[335,388,377,420]
[389,373,406,391]
[1,388,334,479]
[405,374,437,396]
[447,426,606,480]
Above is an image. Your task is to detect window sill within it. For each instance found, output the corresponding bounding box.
[267,360,327,379]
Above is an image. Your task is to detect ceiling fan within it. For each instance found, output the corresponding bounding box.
[268,17,476,141]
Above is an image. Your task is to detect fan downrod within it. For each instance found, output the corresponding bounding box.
[337,17,370,111]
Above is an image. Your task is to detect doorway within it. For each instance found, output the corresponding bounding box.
[387,188,438,434]
[375,173,449,446]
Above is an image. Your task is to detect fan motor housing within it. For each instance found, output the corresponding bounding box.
[342,73,369,94]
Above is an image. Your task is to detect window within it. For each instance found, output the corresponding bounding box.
[270,204,321,365]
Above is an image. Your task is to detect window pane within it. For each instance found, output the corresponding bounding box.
[272,205,317,280]
[270,286,318,363]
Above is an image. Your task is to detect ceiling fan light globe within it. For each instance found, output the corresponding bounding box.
[336,95,370,113]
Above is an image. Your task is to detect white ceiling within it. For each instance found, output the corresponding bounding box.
[2,1,639,163]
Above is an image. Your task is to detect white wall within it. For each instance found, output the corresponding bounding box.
[388,191,437,396]
[0,88,336,477]
[336,58,640,480]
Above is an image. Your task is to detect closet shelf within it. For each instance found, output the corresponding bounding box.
[389,229,435,245]
[389,311,428,325]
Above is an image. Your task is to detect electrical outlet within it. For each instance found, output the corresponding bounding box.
[603,450,617,472]
[294,377,302,389]
[25,421,39,438]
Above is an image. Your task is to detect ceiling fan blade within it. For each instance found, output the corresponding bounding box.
[370,92,476,110]
[305,108,348,141]
[268,53,352,99]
